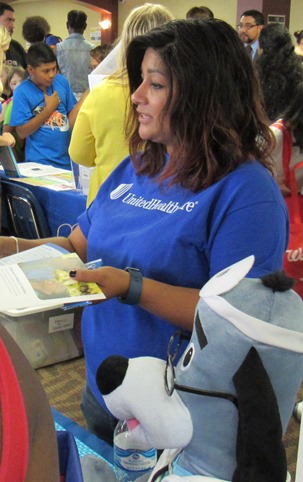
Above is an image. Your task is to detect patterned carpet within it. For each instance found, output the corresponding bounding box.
[37,356,302,481]
[37,356,87,427]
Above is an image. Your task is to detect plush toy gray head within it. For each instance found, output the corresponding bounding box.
[175,256,303,481]
[97,256,303,482]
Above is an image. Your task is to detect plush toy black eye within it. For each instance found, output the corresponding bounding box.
[182,342,195,369]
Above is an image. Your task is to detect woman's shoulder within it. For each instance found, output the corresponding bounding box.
[219,161,281,198]
[270,119,284,134]
[85,79,128,113]
[92,76,128,96]
[227,160,270,178]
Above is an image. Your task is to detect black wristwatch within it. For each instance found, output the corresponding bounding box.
[118,267,143,305]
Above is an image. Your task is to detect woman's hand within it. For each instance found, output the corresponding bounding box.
[0,236,19,257]
[70,265,199,331]
[70,266,131,300]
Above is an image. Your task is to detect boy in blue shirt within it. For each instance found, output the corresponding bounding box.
[10,42,82,169]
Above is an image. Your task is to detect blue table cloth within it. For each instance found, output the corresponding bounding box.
[0,173,87,237]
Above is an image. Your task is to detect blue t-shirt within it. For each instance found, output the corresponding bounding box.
[78,156,288,408]
[10,74,76,169]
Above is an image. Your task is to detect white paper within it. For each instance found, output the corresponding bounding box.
[0,243,67,266]
[88,41,120,90]
[0,248,105,312]
[18,163,69,177]
[49,312,74,333]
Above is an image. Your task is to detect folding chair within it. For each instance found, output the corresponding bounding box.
[1,179,51,239]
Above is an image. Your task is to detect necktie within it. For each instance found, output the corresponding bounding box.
[245,44,253,59]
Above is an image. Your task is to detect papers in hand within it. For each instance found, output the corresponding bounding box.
[0,244,105,314]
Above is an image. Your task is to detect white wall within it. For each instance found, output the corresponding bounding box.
[11,0,303,49]
[118,0,302,45]
[289,0,303,40]
[12,0,102,49]
[117,0,237,34]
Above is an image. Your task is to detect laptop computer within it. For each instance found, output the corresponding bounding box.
[0,145,23,178]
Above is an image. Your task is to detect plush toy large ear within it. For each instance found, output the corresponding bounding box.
[232,347,287,482]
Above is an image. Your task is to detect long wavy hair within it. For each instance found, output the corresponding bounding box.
[126,19,274,192]
[110,3,173,83]
[0,25,11,95]
[257,23,303,122]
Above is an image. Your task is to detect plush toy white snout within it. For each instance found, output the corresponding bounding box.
[97,355,193,450]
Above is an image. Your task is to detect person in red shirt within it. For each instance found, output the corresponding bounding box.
[0,323,59,481]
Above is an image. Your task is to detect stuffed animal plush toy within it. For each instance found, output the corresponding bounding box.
[96,256,303,482]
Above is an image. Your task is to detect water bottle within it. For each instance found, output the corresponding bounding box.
[113,420,157,482]
[293,401,303,421]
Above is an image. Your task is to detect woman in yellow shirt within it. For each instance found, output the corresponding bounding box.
[69,3,174,206]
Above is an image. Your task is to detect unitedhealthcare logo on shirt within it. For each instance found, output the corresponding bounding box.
[110,184,133,199]
[110,184,198,214]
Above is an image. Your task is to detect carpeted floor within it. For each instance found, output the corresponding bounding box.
[37,356,302,481]
[37,356,86,427]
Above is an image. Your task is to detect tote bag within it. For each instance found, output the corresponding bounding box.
[272,120,303,298]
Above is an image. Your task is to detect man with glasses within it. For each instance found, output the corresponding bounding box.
[0,2,26,68]
[237,9,265,61]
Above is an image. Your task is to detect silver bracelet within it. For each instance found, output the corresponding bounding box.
[10,236,19,254]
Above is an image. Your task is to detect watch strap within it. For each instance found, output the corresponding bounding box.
[118,267,143,305]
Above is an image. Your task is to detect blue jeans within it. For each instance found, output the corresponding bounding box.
[81,384,118,446]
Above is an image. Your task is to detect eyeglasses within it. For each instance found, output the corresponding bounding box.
[165,330,238,408]
[237,23,258,31]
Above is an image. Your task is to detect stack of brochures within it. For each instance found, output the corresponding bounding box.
[0,244,105,314]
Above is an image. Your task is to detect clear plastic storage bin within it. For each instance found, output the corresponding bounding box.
[0,306,83,368]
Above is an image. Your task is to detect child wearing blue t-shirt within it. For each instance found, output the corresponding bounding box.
[10,42,84,169]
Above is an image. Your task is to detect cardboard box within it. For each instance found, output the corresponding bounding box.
[71,161,94,196]
[0,307,83,369]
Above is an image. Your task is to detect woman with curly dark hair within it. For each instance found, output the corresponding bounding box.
[22,16,51,44]
[256,23,303,123]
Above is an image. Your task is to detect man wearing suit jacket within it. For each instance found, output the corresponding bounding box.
[237,9,265,62]
[0,2,27,68]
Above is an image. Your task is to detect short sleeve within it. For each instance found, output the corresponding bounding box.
[10,87,34,127]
